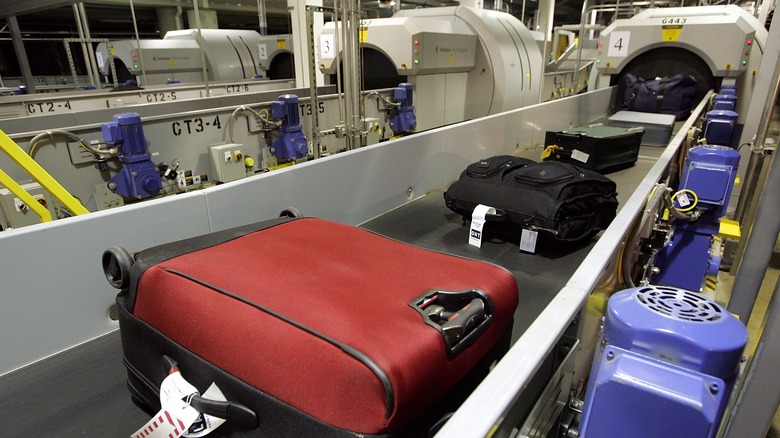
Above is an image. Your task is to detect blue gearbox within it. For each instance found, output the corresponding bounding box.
[580,286,746,438]
[270,94,308,160]
[102,113,162,200]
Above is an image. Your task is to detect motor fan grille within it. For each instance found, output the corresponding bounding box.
[635,286,723,322]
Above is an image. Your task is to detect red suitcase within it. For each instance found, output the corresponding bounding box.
[103,216,518,437]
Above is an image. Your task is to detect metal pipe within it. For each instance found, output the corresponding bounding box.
[348,0,362,148]
[72,4,95,87]
[333,0,345,125]
[256,0,268,36]
[175,6,183,30]
[727,14,780,322]
[193,0,211,96]
[574,0,589,86]
[128,0,148,86]
[7,16,35,93]
[734,73,780,223]
[78,3,102,87]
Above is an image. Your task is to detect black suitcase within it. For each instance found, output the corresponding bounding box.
[543,126,644,174]
[443,156,618,243]
[622,72,698,120]
[103,216,519,437]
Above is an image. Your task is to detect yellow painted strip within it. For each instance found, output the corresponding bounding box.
[0,129,89,215]
[0,169,53,222]
[359,26,367,44]
[719,218,741,240]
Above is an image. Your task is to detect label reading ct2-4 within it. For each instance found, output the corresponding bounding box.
[172,116,222,136]
[26,100,72,115]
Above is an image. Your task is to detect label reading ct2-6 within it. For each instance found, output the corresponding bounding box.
[171,116,223,136]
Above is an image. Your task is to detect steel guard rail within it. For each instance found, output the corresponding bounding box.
[436,91,716,437]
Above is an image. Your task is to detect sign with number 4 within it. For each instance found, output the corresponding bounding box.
[608,31,631,58]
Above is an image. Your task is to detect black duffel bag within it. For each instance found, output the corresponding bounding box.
[443,155,619,243]
[623,72,698,120]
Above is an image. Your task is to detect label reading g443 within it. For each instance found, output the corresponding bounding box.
[661,18,686,24]
[26,100,72,115]
[172,116,222,136]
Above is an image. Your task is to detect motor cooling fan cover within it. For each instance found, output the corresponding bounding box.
[603,286,747,379]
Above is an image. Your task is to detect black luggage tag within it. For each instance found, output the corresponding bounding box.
[519,228,538,253]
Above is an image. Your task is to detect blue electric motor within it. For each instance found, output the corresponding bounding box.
[704,109,739,147]
[270,94,308,160]
[389,83,417,134]
[580,286,747,438]
[653,144,740,291]
[102,113,162,200]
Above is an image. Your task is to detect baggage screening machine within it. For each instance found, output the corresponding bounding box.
[96,29,269,86]
[590,5,767,129]
[257,34,295,80]
[318,6,544,131]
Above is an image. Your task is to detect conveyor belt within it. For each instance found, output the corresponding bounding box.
[0,146,664,436]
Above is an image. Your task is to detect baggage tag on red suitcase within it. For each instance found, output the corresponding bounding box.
[131,370,227,438]
[469,204,496,248]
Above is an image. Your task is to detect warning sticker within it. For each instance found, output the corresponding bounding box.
[661,25,684,42]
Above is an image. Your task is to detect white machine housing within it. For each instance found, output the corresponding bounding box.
[96,29,267,86]
[257,34,294,80]
[95,39,202,85]
[590,5,767,121]
[165,29,264,81]
[318,6,543,130]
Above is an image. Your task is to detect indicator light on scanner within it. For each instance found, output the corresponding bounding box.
[414,39,420,45]
[742,60,747,65]
[131,52,137,57]
[414,59,419,64]
[599,41,603,47]
[747,39,753,45]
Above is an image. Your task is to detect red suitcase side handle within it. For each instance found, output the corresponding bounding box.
[409,289,494,358]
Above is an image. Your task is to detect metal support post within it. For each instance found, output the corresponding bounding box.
[7,16,36,94]
[288,0,324,89]
[306,6,323,159]
[722,275,780,437]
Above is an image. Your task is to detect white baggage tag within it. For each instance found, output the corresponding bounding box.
[519,228,539,253]
[571,149,590,163]
[469,204,496,248]
[130,370,227,438]
[676,191,691,207]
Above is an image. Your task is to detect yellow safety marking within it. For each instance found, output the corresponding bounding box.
[0,129,89,215]
[170,60,176,66]
[704,275,718,292]
[0,169,53,223]
[719,218,741,240]
[277,40,286,50]
[359,26,367,44]
[449,54,455,62]
[661,25,683,42]
[267,161,295,171]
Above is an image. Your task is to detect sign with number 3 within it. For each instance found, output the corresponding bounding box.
[608,31,631,58]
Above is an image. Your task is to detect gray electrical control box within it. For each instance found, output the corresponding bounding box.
[0,182,58,229]
[209,143,247,183]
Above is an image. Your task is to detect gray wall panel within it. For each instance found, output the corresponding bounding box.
[0,192,211,374]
